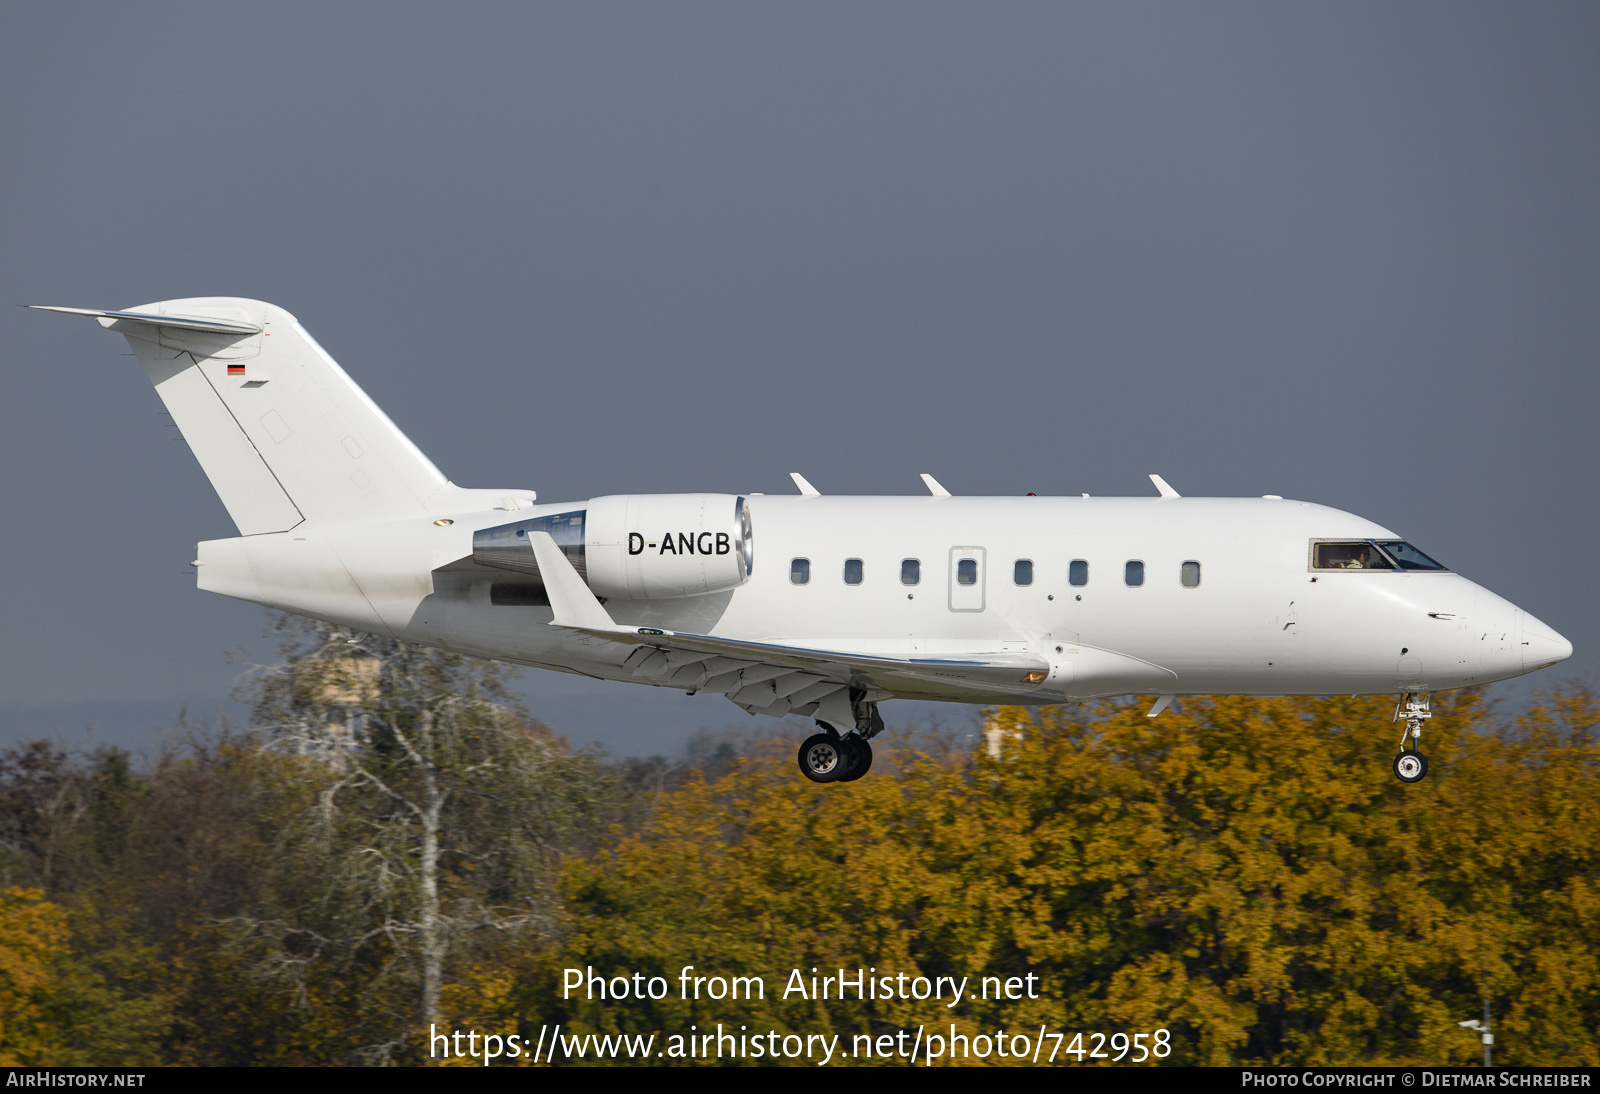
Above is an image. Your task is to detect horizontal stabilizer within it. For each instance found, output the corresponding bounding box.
[27,305,262,336]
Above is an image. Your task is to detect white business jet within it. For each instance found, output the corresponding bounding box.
[35,299,1572,785]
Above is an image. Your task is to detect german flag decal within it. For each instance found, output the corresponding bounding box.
[227,364,246,375]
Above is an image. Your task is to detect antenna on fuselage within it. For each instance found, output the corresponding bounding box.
[920,473,951,497]
[1149,474,1181,499]
[790,472,821,497]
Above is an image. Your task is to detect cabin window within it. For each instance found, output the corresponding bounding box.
[1014,559,1033,586]
[844,558,863,585]
[957,558,978,585]
[1125,560,1144,587]
[901,558,920,585]
[1069,559,1088,586]
[1311,542,1395,571]
[791,558,810,584]
[1181,560,1201,588]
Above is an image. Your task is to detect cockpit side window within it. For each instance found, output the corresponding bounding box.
[1311,541,1394,570]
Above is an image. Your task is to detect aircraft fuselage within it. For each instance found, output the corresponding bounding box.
[195,493,1568,706]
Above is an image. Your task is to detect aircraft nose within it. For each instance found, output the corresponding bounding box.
[1522,613,1574,673]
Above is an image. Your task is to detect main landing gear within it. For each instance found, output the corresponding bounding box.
[797,689,884,784]
[797,732,871,783]
[1393,690,1431,784]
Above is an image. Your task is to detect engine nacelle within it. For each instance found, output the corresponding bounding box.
[586,493,752,599]
[471,493,753,601]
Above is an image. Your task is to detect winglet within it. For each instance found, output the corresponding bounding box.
[1149,474,1181,499]
[526,532,619,631]
[790,472,821,497]
[920,473,952,497]
[1147,695,1175,717]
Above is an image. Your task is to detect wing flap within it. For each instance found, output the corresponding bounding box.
[616,628,1050,694]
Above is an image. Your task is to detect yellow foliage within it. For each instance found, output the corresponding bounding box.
[436,962,538,1066]
[0,887,68,1065]
[555,692,1600,1066]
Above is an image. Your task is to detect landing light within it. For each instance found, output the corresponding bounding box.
[1023,671,1048,684]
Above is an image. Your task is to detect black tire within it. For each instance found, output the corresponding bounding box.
[837,738,873,782]
[799,733,847,783]
[1393,749,1428,783]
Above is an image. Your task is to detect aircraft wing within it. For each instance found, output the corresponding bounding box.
[525,532,1049,719]
[612,628,1049,700]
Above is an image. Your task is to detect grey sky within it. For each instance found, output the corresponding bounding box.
[3,3,1595,753]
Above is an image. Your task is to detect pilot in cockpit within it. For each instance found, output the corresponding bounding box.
[1315,542,1390,569]
[1342,546,1372,569]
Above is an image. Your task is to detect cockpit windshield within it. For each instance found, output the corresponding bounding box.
[1311,540,1449,572]
[1373,541,1449,571]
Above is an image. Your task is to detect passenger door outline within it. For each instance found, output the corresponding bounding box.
[948,546,986,612]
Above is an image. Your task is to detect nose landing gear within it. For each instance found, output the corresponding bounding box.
[1393,691,1431,783]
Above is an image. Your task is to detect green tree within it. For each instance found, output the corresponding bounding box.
[236,617,609,1062]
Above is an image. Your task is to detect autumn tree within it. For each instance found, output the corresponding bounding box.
[0,742,210,1065]
[0,887,68,1063]
[556,691,1600,1066]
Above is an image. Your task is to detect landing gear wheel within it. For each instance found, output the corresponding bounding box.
[799,733,847,783]
[836,739,873,782]
[1393,750,1429,784]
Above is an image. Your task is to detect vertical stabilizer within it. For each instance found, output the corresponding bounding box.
[39,298,453,532]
